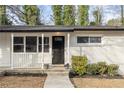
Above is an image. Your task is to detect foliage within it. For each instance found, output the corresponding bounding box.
[0,5,12,25]
[72,55,119,77]
[93,7,102,25]
[78,5,89,26]
[97,62,107,75]
[52,5,63,25]
[107,64,119,76]
[86,63,99,75]
[107,18,121,26]
[72,55,88,76]
[22,5,41,25]
[89,21,96,26]
[121,5,124,25]
[63,5,75,25]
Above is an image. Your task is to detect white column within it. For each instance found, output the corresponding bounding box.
[37,36,39,54]
[67,33,70,64]
[11,33,14,69]
[42,33,44,69]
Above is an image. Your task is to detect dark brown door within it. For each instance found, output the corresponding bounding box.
[52,36,64,64]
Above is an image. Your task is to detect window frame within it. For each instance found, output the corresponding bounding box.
[13,35,50,53]
[77,36,89,43]
[76,35,103,46]
[26,36,37,53]
[13,36,24,53]
[38,37,49,52]
[89,36,101,43]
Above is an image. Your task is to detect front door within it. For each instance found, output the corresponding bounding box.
[52,36,64,64]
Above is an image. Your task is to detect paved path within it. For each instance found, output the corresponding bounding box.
[44,73,74,88]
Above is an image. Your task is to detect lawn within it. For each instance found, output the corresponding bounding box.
[0,76,46,88]
[71,76,124,88]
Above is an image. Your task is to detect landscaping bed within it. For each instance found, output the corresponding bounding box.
[70,75,124,88]
[0,72,47,88]
[70,55,124,88]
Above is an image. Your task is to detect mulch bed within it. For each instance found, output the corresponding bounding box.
[70,74,124,88]
[0,72,47,88]
[69,71,124,88]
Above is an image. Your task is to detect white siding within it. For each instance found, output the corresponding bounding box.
[70,31,124,75]
[1,31,124,75]
[12,33,52,68]
[0,33,11,67]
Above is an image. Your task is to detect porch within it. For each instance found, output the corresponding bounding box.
[10,32,71,69]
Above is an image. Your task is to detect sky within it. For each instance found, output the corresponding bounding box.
[9,5,122,25]
[38,5,121,25]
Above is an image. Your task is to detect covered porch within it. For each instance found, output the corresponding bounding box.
[10,32,71,69]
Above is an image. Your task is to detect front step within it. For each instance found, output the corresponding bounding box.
[45,65,70,75]
[52,64,64,67]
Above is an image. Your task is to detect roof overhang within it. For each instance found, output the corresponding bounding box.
[1,25,124,32]
[0,26,74,32]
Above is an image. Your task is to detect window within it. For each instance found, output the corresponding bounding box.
[13,37,24,52]
[39,37,49,52]
[77,36,101,44]
[26,36,37,52]
[77,36,89,43]
[90,37,101,43]
[13,36,49,53]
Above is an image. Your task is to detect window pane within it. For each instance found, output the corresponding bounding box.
[26,36,37,52]
[44,37,49,44]
[90,37,101,43]
[39,37,42,44]
[38,45,42,52]
[14,45,24,52]
[44,45,49,52]
[39,45,49,52]
[39,37,49,44]
[14,37,24,44]
[77,36,89,43]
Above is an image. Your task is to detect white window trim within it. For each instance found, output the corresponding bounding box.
[13,35,50,54]
[76,34,104,46]
[13,36,25,53]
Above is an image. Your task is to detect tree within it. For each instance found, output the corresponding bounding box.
[22,5,41,25]
[52,5,63,25]
[89,21,96,26]
[0,5,12,25]
[78,5,89,26]
[7,5,42,25]
[107,18,121,26]
[93,7,102,25]
[121,5,124,25]
[63,5,75,25]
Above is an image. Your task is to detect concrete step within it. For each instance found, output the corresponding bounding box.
[52,64,64,67]
[46,71,69,76]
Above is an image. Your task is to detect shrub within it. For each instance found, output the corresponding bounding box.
[86,63,99,75]
[97,62,107,75]
[72,55,88,76]
[107,64,119,76]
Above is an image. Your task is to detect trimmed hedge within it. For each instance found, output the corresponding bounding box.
[72,55,88,76]
[72,56,119,77]
[97,62,107,75]
[86,63,99,75]
[107,64,119,76]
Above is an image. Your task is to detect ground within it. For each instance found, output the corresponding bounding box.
[71,77,124,88]
[0,76,46,88]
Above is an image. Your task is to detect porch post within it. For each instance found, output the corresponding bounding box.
[67,33,70,64]
[11,33,14,69]
[42,33,44,69]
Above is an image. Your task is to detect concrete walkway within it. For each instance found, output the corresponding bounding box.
[44,73,74,88]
